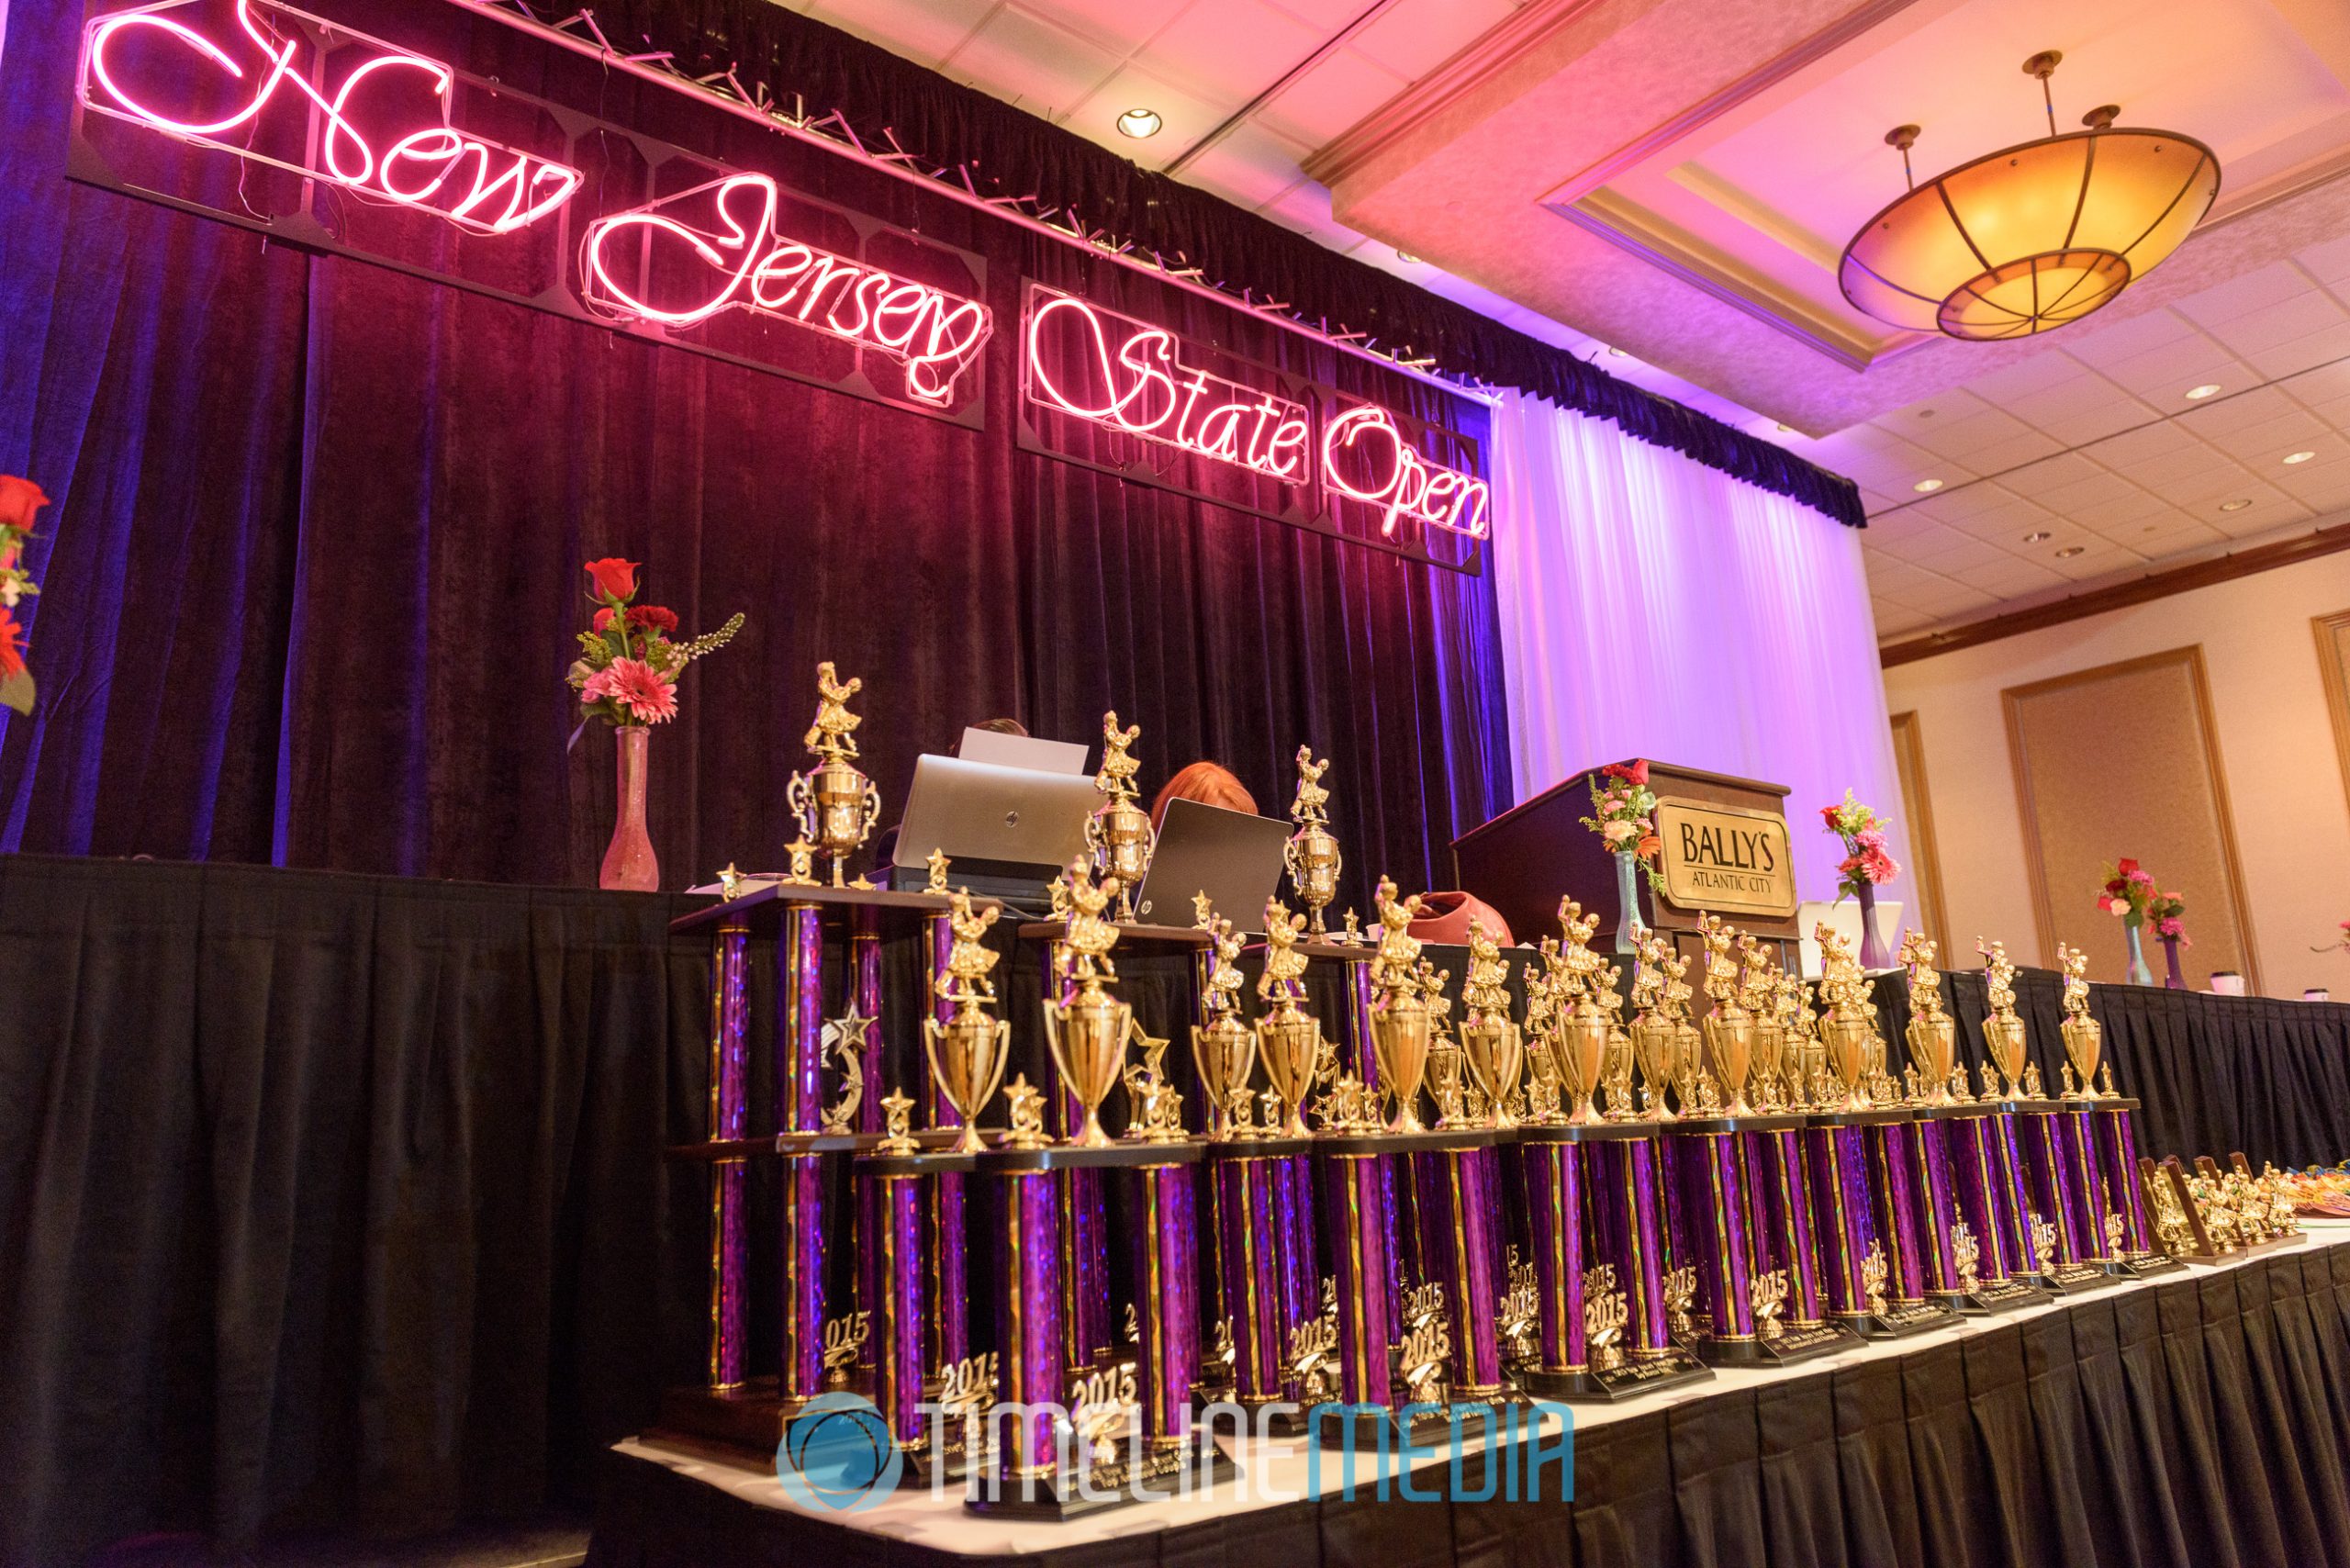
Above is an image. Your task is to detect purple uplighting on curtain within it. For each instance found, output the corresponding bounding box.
[1488,392,1904,904]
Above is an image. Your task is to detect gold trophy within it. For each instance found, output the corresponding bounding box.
[1521,948,1563,1124]
[1551,900,1609,1126]
[1368,876,1432,1133]
[1740,937,1786,1109]
[1085,712,1154,923]
[924,890,1011,1154]
[2055,944,2100,1098]
[1901,932,1956,1105]
[1815,924,1874,1112]
[1628,925,1678,1120]
[1977,938,2029,1099]
[1696,913,1756,1115]
[1040,863,1133,1147]
[787,662,882,888]
[1458,917,1525,1128]
[1283,746,1342,936]
[1191,913,1257,1141]
[1256,899,1324,1138]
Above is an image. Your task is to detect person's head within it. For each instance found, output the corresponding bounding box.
[1151,761,1257,833]
[971,717,1027,737]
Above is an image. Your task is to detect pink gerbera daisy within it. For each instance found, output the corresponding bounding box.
[584,656,677,723]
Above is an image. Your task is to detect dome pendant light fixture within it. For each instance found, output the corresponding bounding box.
[1839,50,2220,342]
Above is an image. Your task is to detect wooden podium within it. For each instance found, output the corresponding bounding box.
[1451,761,1799,958]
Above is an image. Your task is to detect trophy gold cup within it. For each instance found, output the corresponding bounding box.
[1190,917,1257,1142]
[1628,926,1678,1121]
[1979,937,2031,1100]
[1550,902,1609,1126]
[1458,917,1524,1129]
[1695,914,1756,1117]
[924,892,1012,1156]
[787,662,882,888]
[1368,876,1432,1134]
[2057,944,2102,1099]
[1086,713,1154,924]
[1256,899,1324,1139]
[1283,747,1343,936]
[1040,864,1133,1148]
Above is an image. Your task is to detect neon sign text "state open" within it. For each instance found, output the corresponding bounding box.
[79,0,584,236]
[582,174,992,407]
[1024,291,1490,539]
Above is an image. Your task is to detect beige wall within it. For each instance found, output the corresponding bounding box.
[1882,550,2350,998]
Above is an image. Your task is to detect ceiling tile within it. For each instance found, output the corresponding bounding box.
[1349,0,1514,83]
[1259,180,1368,252]
[816,0,996,67]
[2205,484,2311,536]
[2299,232,2350,288]
[2169,260,2322,329]
[1963,351,2102,401]
[1867,519,1973,564]
[2197,286,2350,361]
[1066,63,1238,165]
[1176,120,1313,207]
[2191,406,2330,464]
[2160,460,2266,507]
[947,4,1123,114]
[2047,540,2150,582]
[1024,0,1192,52]
[1254,47,1410,148]
[1874,603,1938,635]
[2173,384,2304,440]
[1138,0,1322,106]
[1908,534,2021,575]
[2060,307,2199,369]
[2090,332,2257,404]
[1950,555,2069,596]
[2035,470,2143,516]
[2280,359,2350,409]
[2245,320,2350,383]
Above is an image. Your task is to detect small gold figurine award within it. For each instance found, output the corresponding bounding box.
[2055,943,2101,1098]
[1255,898,1324,1138]
[1085,712,1154,923]
[1041,862,1134,1147]
[1283,746,1343,936]
[925,847,951,894]
[925,891,1011,1154]
[1901,932,1956,1105]
[787,662,882,888]
[1368,875,1433,1133]
[1190,913,1258,1141]
[1458,916,1524,1128]
[1977,937,2028,1098]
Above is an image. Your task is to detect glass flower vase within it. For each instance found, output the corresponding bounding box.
[2160,934,2184,990]
[1856,881,1893,969]
[1613,849,1643,955]
[2124,923,2154,986]
[599,724,659,892]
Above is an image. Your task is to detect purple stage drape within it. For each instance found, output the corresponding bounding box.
[0,0,1510,901]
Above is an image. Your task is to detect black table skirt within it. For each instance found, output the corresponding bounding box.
[4,853,2347,1564]
[585,1241,2350,1568]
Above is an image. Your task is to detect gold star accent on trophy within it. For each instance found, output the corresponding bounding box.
[925,847,950,893]
[818,1006,874,1134]
[1002,1074,1049,1149]
[1192,890,1215,930]
[716,862,745,902]
[783,838,818,886]
[878,1090,917,1154]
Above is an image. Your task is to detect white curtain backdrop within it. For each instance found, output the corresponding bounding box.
[1489,390,1905,904]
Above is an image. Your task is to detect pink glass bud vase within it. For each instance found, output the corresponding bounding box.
[2160,934,2185,990]
[1856,880,1893,969]
[600,724,659,892]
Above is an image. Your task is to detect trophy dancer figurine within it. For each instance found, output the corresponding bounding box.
[1087,713,1153,923]
[1042,863,1133,1147]
[787,662,882,888]
[1901,933,1957,1107]
[1458,917,1525,1128]
[1192,913,1256,1141]
[1284,747,1343,936]
[1368,876,1432,1133]
[925,891,1011,1155]
[1256,899,1324,1138]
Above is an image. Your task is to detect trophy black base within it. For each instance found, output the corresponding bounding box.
[1695,1322,1856,1367]
[898,1429,996,1490]
[1303,1401,1479,1450]
[1835,1301,1956,1338]
[965,1438,1238,1518]
[2037,1262,2121,1294]
[2105,1253,2186,1279]
[1938,1278,2052,1315]
[651,1379,822,1459]
[1572,1348,1714,1399]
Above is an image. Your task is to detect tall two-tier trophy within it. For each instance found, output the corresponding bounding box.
[1284,746,1342,936]
[787,662,882,888]
[2011,946,2118,1294]
[1087,714,1154,923]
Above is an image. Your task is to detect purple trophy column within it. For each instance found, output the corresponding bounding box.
[1679,1131,1756,1342]
[1865,1121,1929,1306]
[1322,1149,1394,1408]
[1739,1131,1781,1279]
[1217,1155,1289,1409]
[2060,1105,2112,1260]
[709,919,752,1390]
[852,908,884,1133]
[1995,1108,2044,1276]
[780,903,827,1404]
[1044,943,1111,1374]
[1660,1136,1692,1283]
[1416,1148,1505,1397]
[1521,1141,1589,1373]
[1271,1154,1318,1363]
[2095,1106,2151,1253]
[1759,1127,1825,1326]
[1807,1126,1876,1320]
[1909,1119,1964,1299]
[996,1170,1066,1480]
[2021,1109,2083,1267]
[1591,1136,1673,1358]
[1348,959,1406,1342]
[1130,1162,1200,1445]
[1953,1113,2020,1286]
[863,1171,926,1449]
[923,913,968,1369]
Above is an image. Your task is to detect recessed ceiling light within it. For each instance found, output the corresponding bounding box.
[1913,478,1944,493]
[1394,249,1418,263]
[2284,450,2317,465]
[1775,422,1796,433]
[1916,408,1936,419]
[2022,530,2052,543]
[2220,498,2252,511]
[2184,383,2222,400]
[1116,107,1162,139]
[2054,545,2087,558]
[1606,346,1627,357]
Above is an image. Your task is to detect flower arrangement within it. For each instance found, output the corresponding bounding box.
[1580,758,1662,884]
[565,557,743,726]
[2098,858,2186,943]
[1820,790,1900,900]
[0,475,50,715]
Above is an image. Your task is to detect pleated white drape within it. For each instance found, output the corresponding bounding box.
[1488,391,1905,904]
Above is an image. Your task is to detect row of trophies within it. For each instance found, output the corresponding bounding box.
[658,665,2307,1518]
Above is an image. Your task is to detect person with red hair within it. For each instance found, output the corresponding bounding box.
[1150,761,1258,833]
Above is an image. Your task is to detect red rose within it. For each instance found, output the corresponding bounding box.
[0,475,49,533]
[630,604,679,634]
[2116,857,2139,876]
[585,557,639,602]
[0,609,22,678]
[593,607,618,633]
[1624,759,1648,786]
[1821,805,1841,825]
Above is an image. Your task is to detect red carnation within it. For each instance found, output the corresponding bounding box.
[630,604,679,634]
[585,557,639,602]
[1821,805,1841,825]
[2116,857,2139,877]
[1622,759,1648,786]
[0,609,23,678]
[0,475,49,532]
[593,607,618,633]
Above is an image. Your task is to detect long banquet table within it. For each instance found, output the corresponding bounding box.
[4,852,2348,1562]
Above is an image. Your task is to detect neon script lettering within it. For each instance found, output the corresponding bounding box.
[1324,406,1492,540]
[1026,293,1311,484]
[81,0,583,236]
[582,175,991,407]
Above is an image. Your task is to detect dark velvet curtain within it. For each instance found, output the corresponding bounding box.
[1866,967,2350,1168]
[0,0,1508,902]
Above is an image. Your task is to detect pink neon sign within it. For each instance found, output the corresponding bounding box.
[1024,289,1490,540]
[581,175,992,407]
[79,0,582,236]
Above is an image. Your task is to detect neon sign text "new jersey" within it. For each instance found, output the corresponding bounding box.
[80,0,583,236]
[1024,290,1490,539]
[1024,291,1311,483]
[582,175,991,407]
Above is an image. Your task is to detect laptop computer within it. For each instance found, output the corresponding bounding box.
[1128,797,1294,933]
[889,755,1101,908]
